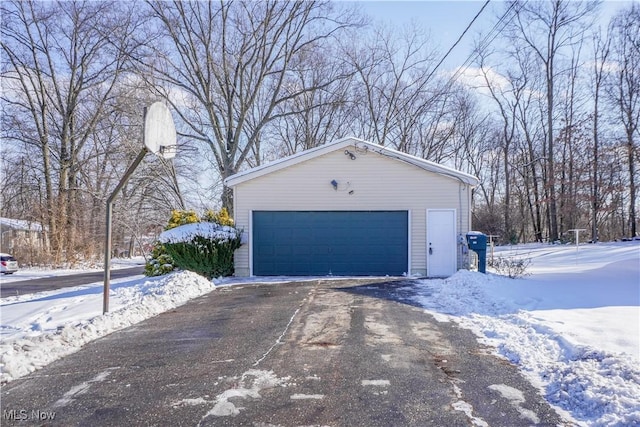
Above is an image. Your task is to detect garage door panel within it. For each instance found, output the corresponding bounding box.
[275,246,292,256]
[255,245,274,256]
[294,246,312,256]
[313,244,331,255]
[291,229,308,240]
[253,211,408,276]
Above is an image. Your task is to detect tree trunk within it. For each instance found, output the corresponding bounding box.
[628,131,637,237]
[546,64,559,242]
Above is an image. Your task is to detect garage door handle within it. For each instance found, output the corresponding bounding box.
[429,244,433,255]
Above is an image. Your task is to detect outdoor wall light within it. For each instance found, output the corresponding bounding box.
[331,179,338,190]
[344,150,356,160]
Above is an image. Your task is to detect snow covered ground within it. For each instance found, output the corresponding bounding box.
[412,241,640,426]
[1,241,638,426]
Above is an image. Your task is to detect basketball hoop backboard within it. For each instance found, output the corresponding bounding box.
[144,102,177,159]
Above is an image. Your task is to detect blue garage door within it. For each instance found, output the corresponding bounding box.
[253,211,408,276]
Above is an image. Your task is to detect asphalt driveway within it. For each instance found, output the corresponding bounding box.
[1,278,565,426]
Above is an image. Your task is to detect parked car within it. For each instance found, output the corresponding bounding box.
[0,253,18,274]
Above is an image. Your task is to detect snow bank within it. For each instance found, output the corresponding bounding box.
[0,271,214,383]
[411,242,640,427]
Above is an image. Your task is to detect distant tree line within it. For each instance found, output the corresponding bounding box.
[1,0,638,265]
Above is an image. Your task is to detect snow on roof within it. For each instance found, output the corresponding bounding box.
[0,217,44,232]
[224,137,480,187]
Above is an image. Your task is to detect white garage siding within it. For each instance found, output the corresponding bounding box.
[230,143,473,277]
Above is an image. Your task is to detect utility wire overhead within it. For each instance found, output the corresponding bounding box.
[447,1,521,87]
[423,0,492,84]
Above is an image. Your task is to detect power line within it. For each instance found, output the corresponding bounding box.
[424,0,492,84]
[446,1,520,87]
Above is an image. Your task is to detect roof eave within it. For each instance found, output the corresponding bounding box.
[224,137,479,187]
[223,137,363,187]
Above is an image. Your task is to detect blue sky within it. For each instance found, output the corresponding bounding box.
[358,1,488,46]
[359,1,489,69]
[352,1,632,71]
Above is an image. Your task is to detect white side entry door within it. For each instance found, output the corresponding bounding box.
[427,209,457,277]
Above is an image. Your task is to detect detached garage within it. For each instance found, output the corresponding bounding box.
[224,137,479,278]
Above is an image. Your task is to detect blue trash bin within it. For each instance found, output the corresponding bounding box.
[466,232,487,273]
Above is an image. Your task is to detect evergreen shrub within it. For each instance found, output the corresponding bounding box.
[144,241,176,276]
[163,231,241,279]
[145,208,242,279]
[167,209,199,229]
[202,207,234,226]
[144,209,200,276]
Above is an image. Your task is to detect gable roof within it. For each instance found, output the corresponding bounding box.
[224,137,479,187]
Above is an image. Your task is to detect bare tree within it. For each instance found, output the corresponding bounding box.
[475,45,529,243]
[608,4,640,237]
[1,0,147,262]
[255,36,356,159]
[451,92,506,238]
[508,0,598,242]
[590,26,611,242]
[344,22,459,161]
[266,73,353,158]
[140,0,358,212]
[556,39,591,236]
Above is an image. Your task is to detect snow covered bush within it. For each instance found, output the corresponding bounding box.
[145,209,241,278]
[145,210,201,276]
[159,222,242,279]
[144,241,176,277]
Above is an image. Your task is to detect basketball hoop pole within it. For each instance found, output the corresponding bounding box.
[103,147,148,314]
[103,102,176,314]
